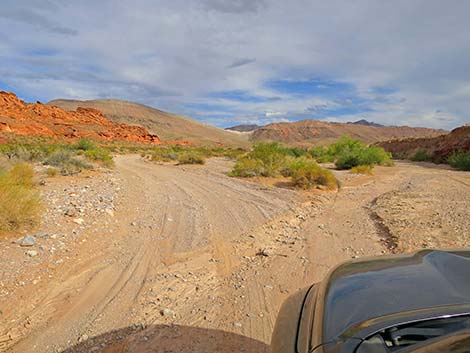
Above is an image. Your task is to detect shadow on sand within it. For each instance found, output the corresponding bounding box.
[60,324,269,353]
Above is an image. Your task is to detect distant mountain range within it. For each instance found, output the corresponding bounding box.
[348,119,384,127]
[225,124,261,132]
[250,119,445,146]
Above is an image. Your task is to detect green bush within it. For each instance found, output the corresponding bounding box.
[289,157,338,190]
[84,147,114,167]
[247,143,290,177]
[0,163,41,231]
[411,149,430,162]
[328,137,392,169]
[177,152,205,165]
[229,157,265,177]
[309,146,334,163]
[448,151,470,171]
[75,138,96,151]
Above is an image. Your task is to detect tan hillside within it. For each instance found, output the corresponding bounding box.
[48,99,249,146]
[251,119,445,146]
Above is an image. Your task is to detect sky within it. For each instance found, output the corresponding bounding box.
[1,0,470,130]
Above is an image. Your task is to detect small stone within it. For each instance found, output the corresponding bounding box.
[73,218,85,225]
[160,308,176,317]
[105,209,114,217]
[78,334,89,342]
[19,236,36,247]
[257,248,272,257]
[26,250,38,257]
[233,322,243,328]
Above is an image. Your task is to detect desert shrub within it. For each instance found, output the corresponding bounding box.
[9,162,35,187]
[177,151,205,165]
[411,149,430,162]
[229,157,265,177]
[329,137,392,169]
[309,146,334,163]
[247,143,290,177]
[448,151,470,171]
[351,165,374,175]
[0,163,41,231]
[45,167,59,177]
[75,138,96,151]
[44,150,92,175]
[358,146,393,166]
[289,157,338,190]
[151,148,179,162]
[84,147,114,167]
[284,147,308,158]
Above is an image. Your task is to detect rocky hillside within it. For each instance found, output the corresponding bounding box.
[0,92,160,144]
[49,99,249,146]
[377,125,470,160]
[251,119,445,146]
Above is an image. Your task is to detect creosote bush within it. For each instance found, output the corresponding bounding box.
[289,157,338,190]
[448,151,470,171]
[308,136,393,169]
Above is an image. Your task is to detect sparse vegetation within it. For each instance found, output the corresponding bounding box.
[351,165,374,175]
[44,150,93,175]
[230,143,337,189]
[83,147,114,167]
[147,145,244,164]
[448,151,470,171]
[177,151,205,165]
[45,167,59,177]
[0,138,115,175]
[411,149,430,162]
[0,163,41,232]
[75,138,96,151]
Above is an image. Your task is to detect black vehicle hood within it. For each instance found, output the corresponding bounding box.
[321,250,470,343]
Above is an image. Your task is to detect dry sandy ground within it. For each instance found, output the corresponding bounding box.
[0,156,469,353]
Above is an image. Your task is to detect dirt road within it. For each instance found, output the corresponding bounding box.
[1,156,469,353]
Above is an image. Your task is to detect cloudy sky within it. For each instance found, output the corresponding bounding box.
[1,0,469,129]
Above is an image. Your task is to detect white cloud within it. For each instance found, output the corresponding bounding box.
[0,0,469,129]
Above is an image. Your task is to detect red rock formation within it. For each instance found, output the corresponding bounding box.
[0,91,161,144]
[377,125,470,160]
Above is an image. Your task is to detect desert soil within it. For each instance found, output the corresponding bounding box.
[0,156,469,353]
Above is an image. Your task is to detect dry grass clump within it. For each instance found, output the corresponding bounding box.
[289,158,338,190]
[0,163,41,232]
[350,165,374,175]
[177,151,205,165]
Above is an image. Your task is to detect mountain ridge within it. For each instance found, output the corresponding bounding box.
[251,119,446,146]
[49,98,249,146]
